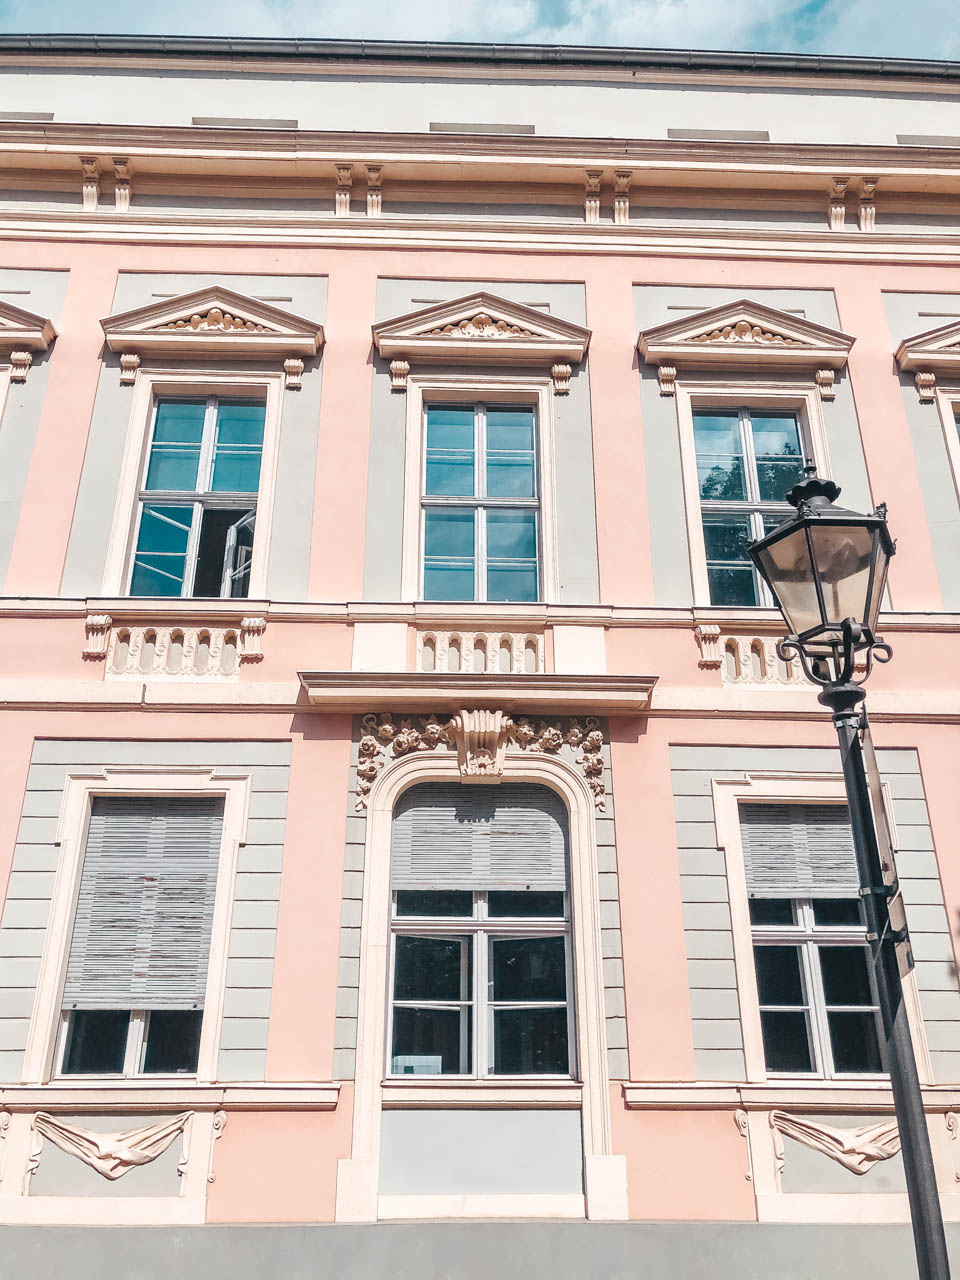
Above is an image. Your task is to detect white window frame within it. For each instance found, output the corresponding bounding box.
[712,771,932,1086]
[101,369,284,599]
[387,890,576,1081]
[21,767,251,1087]
[675,383,831,609]
[400,374,559,605]
[933,386,960,511]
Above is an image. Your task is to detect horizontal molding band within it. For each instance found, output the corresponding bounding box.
[622,1081,960,1111]
[0,1082,341,1111]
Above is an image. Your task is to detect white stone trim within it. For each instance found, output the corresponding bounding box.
[399,374,560,605]
[674,382,832,608]
[712,771,933,1086]
[932,386,960,513]
[100,367,285,599]
[336,750,621,1222]
[20,767,252,1086]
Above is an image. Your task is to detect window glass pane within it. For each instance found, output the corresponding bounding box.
[828,1011,883,1074]
[392,1006,469,1075]
[395,891,474,917]
[211,401,265,494]
[142,1009,203,1074]
[493,1007,568,1074]
[819,946,874,1006]
[488,891,565,918]
[693,412,746,500]
[491,936,566,1003]
[423,508,475,601]
[813,898,862,926]
[192,507,255,598]
[486,406,537,498]
[425,405,475,496]
[61,1009,130,1075]
[486,508,538,603]
[751,413,804,503]
[394,935,470,1002]
[760,1010,814,1072]
[130,504,192,597]
[749,898,795,926]
[753,945,805,1006]
[144,400,204,491]
[707,566,758,607]
[702,513,758,606]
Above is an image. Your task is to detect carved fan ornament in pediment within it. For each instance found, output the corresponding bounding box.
[372,291,591,394]
[156,306,276,335]
[690,319,803,347]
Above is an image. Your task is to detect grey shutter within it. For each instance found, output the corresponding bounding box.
[739,802,860,898]
[63,796,224,1010]
[391,782,568,891]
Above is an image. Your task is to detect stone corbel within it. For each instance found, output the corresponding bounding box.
[366,165,382,217]
[239,615,267,662]
[694,623,722,669]
[113,156,132,212]
[915,370,937,401]
[859,177,877,231]
[584,170,602,223]
[9,350,32,381]
[551,362,572,394]
[389,358,410,392]
[207,1110,227,1183]
[283,357,304,390]
[80,155,100,211]
[449,709,514,781]
[29,1110,193,1181]
[657,364,677,396]
[769,1109,901,1175]
[815,368,836,401]
[119,353,141,385]
[83,613,112,659]
[613,170,632,225]
[828,176,849,231]
[336,164,353,217]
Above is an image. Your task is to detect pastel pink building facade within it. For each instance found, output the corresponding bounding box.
[0,35,959,1278]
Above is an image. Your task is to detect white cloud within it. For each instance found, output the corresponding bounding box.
[0,0,955,57]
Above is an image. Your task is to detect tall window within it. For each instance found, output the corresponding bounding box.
[421,403,540,603]
[57,796,223,1077]
[740,802,884,1078]
[129,397,265,598]
[693,408,805,606]
[388,783,572,1077]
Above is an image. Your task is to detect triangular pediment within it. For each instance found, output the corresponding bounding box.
[0,299,56,351]
[637,299,854,371]
[895,317,960,372]
[373,292,591,367]
[101,286,324,358]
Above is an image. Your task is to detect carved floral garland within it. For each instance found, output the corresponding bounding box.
[158,307,271,334]
[356,712,605,810]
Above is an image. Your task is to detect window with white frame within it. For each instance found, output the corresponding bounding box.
[740,801,884,1078]
[420,402,540,603]
[57,795,224,1077]
[129,396,265,598]
[693,408,806,606]
[388,782,573,1077]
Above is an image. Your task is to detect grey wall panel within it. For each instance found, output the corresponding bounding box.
[0,739,291,1083]
[633,285,872,607]
[60,272,327,600]
[670,744,958,1084]
[363,278,600,604]
[0,269,69,589]
[379,1109,583,1195]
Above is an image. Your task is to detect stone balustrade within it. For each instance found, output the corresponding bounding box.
[84,614,266,679]
[695,624,805,686]
[416,628,546,675]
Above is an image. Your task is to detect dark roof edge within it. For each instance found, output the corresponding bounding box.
[1,35,960,82]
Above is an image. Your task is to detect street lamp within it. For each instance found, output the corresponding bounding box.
[749,467,950,1280]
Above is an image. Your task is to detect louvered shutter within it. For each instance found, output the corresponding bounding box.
[63,796,224,1010]
[391,782,568,891]
[739,802,860,898]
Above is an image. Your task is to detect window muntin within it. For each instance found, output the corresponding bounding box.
[421,402,540,603]
[750,896,884,1078]
[388,890,573,1078]
[693,408,805,606]
[130,396,264,599]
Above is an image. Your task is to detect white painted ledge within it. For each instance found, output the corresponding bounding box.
[0,1081,341,1112]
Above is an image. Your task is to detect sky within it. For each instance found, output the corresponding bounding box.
[0,0,956,62]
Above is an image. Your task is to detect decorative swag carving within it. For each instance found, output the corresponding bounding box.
[356,711,605,810]
[29,1110,192,1181]
[769,1109,901,1175]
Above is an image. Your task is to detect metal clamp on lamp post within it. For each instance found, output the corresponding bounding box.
[748,466,950,1280]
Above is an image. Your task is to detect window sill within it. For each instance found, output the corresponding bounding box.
[381,1078,583,1107]
[0,1080,341,1112]
[622,1080,954,1111]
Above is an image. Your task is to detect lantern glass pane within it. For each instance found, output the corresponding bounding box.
[807,523,876,628]
[755,525,823,637]
[866,535,890,633]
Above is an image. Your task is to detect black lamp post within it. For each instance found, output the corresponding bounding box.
[749,467,950,1280]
